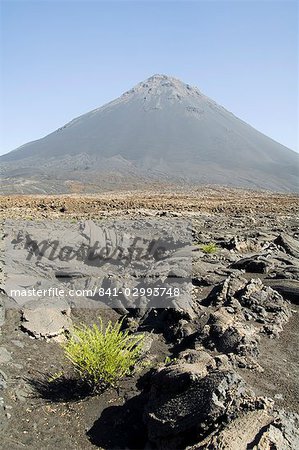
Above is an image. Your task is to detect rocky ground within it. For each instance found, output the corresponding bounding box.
[0,187,298,220]
[0,189,299,449]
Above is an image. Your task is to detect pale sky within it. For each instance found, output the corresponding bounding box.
[0,0,298,156]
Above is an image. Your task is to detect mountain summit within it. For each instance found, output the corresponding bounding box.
[1,74,298,193]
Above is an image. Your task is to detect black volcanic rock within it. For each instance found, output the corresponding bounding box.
[1,74,298,193]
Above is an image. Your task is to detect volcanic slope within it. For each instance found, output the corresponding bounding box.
[1,74,298,193]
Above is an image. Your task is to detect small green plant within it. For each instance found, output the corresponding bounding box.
[62,318,144,391]
[164,356,177,366]
[200,242,217,254]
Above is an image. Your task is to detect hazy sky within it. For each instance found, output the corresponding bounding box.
[0,0,298,156]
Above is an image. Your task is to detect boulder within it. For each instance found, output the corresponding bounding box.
[144,362,247,449]
[239,279,291,326]
[209,275,291,333]
[21,298,71,339]
[262,278,299,304]
[225,237,258,253]
[203,307,259,356]
[230,256,272,273]
[274,234,299,259]
[190,408,273,449]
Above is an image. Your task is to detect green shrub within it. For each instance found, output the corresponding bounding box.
[63,318,144,390]
[200,242,217,254]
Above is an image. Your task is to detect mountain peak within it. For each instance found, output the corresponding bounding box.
[1,74,298,193]
[147,74,178,82]
[123,74,202,100]
[148,73,170,79]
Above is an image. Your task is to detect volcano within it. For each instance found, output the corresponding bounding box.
[1,74,298,193]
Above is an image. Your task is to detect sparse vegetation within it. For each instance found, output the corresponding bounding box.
[62,318,144,391]
[164,356,177,365]
[200,242,217,254]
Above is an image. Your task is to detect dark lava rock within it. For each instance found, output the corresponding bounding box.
[230,256,271,273]
[210,275,290,324]
[238,279,291,324]
[274,234,299,259]
[201,307,259,357]
[262,278,299,304]
[205,275,291,348]
[144,363,246,449]
[223,236,258,253]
